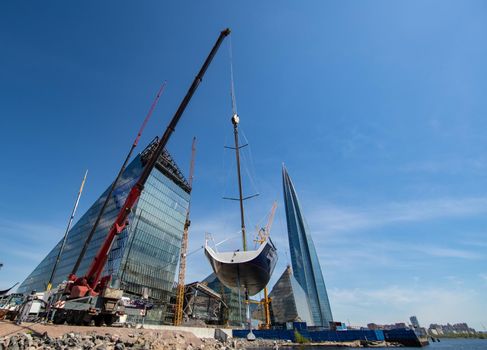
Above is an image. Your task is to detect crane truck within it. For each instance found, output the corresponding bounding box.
[50,28,231,326]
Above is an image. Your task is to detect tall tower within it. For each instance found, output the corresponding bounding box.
[18,139,191,324]
[282,165,333,327]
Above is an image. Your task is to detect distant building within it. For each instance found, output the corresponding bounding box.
[18,138,191,324]
[410,316,420,328]
[268,265,314,326]
[367,322,408,330]
[282,166,333,328]
[428,323,476,336]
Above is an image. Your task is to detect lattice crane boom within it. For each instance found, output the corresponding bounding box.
[174,137,196,326]
[256,201,278,245]
[254,201,278,329]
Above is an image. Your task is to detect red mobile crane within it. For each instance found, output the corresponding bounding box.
[51,29,231,326]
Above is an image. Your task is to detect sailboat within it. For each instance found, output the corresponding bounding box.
[204,113,278,297]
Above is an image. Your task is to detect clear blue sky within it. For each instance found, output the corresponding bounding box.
[1,1,486,330]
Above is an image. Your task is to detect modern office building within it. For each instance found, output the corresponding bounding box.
[268,265,314,325]
[282,166,333,328]
[203,273,245,326]
[18,138,191,324]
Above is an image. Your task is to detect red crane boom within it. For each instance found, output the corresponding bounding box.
[73,28,231,295]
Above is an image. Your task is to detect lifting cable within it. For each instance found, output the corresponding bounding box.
[229,35,238,116]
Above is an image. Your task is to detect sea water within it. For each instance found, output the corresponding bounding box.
[248,338,487,350]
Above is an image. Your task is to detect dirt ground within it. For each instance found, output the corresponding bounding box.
[0,320,203,346]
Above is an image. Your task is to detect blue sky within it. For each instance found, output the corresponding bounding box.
[1,1,486,330]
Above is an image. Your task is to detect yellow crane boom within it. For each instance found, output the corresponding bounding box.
[255,201,277,329]
[174,137,196,326]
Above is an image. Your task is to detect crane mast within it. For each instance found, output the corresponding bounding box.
[256,201,278,245]
[73,28,231,293]
[174,137,196,326]
[255,201,278,330]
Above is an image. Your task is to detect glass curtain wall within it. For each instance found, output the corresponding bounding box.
[282,166,333,328]
[18,141,191,326]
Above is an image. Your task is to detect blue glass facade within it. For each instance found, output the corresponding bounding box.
[269,266,314,326]
[203,273,245,326]
[18,140,190,323]
[282,166,333,328]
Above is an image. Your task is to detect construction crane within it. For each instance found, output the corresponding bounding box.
[71,83,167,277]
[47,169,88,291]
[254,201,277,329]
[174,137,196,326]
[255,201,278,245]
[50,29,231,326]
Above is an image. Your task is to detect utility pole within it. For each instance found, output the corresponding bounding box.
[174,137,197,326]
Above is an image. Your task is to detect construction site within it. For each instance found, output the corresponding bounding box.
[0,28,342,348]
[1,9,442,348]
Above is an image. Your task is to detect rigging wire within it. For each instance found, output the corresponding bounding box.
[187,230,243,259]
[239,129,260,195]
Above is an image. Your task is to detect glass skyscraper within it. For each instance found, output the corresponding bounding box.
[282,166,333,328]
[18,138,190,324]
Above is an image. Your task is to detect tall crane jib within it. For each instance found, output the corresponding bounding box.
[174,137,196,326]
[50,28,231,327]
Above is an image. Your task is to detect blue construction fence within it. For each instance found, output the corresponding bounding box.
[233,327,384,342]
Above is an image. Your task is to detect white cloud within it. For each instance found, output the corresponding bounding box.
[0,219,63,244]
[307,197,487,234]
[400,157,487,175]
[329,285,486,330]
[421,247,483,260]
[0,218,64,289]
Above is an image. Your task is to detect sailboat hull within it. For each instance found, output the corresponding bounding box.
[204,240,278,296]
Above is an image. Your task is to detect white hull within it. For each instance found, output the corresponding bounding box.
[204,240,278,296]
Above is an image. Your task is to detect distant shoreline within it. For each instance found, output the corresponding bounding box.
[435,334,486,340]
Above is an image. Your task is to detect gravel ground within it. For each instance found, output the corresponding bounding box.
[0,321,395,349]
[0,321,281,349]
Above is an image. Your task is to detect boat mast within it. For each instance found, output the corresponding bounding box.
[232,114,247,251]
[228,36,248,252]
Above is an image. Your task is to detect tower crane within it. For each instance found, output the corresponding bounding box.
[174,137,196,326]
[255,201,277,329]
[255,201,278,245]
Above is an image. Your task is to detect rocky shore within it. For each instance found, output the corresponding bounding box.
[0,322,401,349]
[0,321,281,350]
